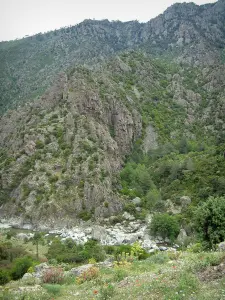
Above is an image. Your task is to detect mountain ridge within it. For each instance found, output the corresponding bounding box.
[1,0,225,114]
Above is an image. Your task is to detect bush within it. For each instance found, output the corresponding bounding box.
[10,256,33,280]
[194,196,225,246]
[150,213,180,241]
[43,284,62,295]
[42,268,64,284]
[0,269,10,285]
[99,283,115,300]
[113,268,128,282]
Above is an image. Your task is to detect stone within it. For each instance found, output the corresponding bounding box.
[131,197,142,206]
[91,225,107,242]
[22,273,34,280]
[177,229,188,244]
[16,233,30,240]
[165,199,181,214]
[218,241,225,252]
[180,196,191,208]
[24,140,36,156]
[159,246,168,251]
[70,264,94,276]
[122,212,135,221]
[34,263,50,274]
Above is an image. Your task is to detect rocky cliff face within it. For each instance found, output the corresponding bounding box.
[0,55,146,227]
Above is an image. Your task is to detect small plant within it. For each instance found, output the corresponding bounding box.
[131,241,145,259]
[43,284,62,296]
[42,267,64,284]
[76,266,100,284]
[36,139,45,149]
[187,243,204,253]
[88,258,97,264]
[99,283,115,300]
[113,268,128,282]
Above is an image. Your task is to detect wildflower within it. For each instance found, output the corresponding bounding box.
[93,290,98,295]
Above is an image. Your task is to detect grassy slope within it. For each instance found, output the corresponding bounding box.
[1,251,224,300]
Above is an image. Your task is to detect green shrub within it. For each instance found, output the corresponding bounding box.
[150,213,180,241]
[43,284,62,295]
[36,139,45,149]
[99,283,115,300]
[0,269,10,285]
[10,256,33,280]
[124,203,136,214]
[194,196,225,246]
[78,210,92,221]
[113,268,128,282]
[147,252,170,265]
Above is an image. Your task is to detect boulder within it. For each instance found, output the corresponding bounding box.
[91,225,107,241]
[165,199,181,214]
[16,233,30,240]
[131,197,142,206]
[70,264,94,276]
[180,196,191,208]
[218,241,225,252]
[22,273,34,280]
[177,229,188,244]
[122,212,135,221]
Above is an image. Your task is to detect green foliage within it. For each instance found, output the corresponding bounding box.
[194,196,225,246]
[78,210,92,221]
[43,284,62,295]
[113,268,128,282]
[35,140,45,149]
[47,239,106,264]
[0,269,10,285]
[99,283,115,300]
[120,163,155,197]
[131,242,147,260]
[32,232,45,259]
[150,213,180,241]
[10,256,33,280]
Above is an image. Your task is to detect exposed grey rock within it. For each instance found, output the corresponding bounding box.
[159,246,168,251]
[34,263,50,274]
[143,125,158,153]
[165,199,181,214]
[91,225,107,242]
[131,197,142,206]
[180,196,192,208]
[177,229,188,244]
[22,273,34,280]
[70,264,94,276]
[218,242,225,252]
[123,212,135,221]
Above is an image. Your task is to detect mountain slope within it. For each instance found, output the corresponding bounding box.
[0,50,225,228]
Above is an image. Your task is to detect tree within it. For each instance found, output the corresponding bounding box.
[32,232,44,259]
[150,213,180,242]
[194,196,225,246]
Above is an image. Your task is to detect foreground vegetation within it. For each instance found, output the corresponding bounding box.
[0,248,224,300]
